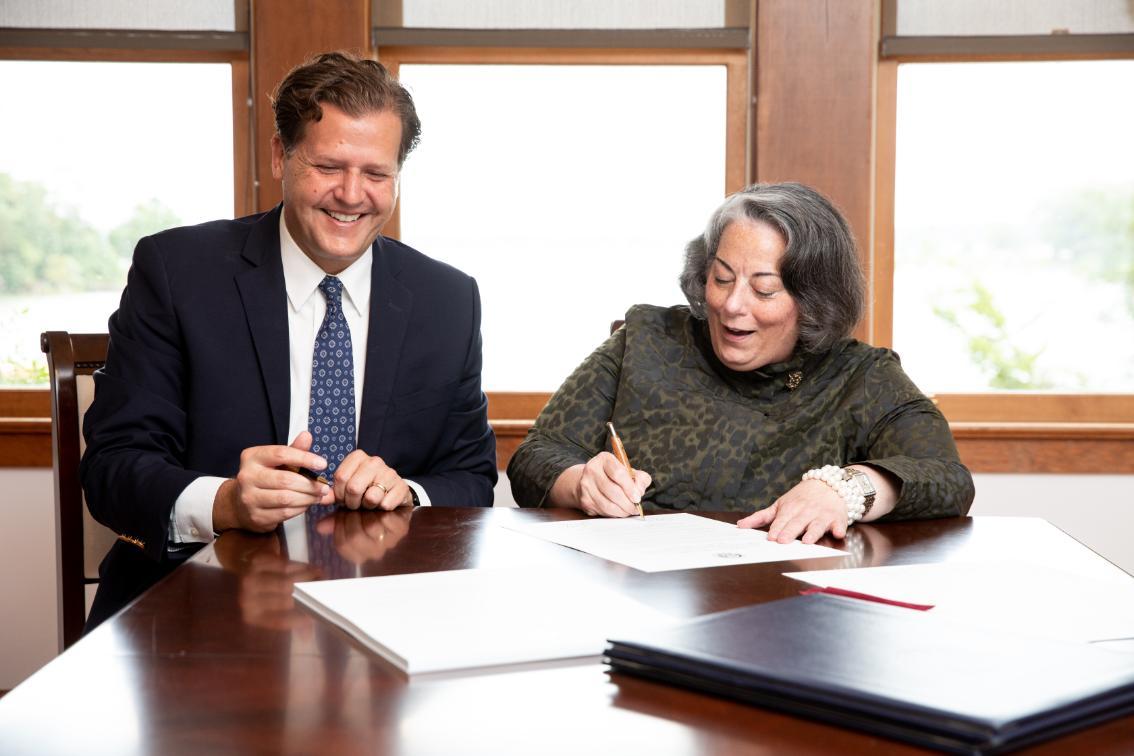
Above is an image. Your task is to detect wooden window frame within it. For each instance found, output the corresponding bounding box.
[0,45,251,466]
[873,49,1134,472]
[376,45,750,239]
[376,45,749,467]
[381,44,749,460]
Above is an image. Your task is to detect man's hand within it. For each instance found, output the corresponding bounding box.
[315,508,412,564]
[214,530,320,631]
[332,450,414,510]
[212,431,333,533]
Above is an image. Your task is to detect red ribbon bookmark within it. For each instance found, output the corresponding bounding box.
[800,586,935,611]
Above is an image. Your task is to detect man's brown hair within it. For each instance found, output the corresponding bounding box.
[271,50,421,165]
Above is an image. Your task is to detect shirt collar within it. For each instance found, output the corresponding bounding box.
[279,212,372,318]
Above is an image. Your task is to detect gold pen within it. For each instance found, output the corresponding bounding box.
[607,422,645,518]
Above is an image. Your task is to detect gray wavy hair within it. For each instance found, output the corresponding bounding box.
[679,182,865,354]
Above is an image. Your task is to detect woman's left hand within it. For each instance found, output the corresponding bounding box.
[739,465,897,543]
[737,479,849,544]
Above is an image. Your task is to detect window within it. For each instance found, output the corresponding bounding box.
[0,60,235,386]
[396,62,728,391]
[892,60,1134,399]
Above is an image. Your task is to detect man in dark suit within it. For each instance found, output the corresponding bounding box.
[80,51,496,628]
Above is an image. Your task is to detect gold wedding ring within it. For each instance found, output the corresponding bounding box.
[374,482,389,495]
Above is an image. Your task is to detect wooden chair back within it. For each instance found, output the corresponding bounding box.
[40,331,116,649]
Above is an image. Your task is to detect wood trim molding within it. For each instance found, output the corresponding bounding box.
[232,58,254,218]
[373,28,750,50]
[487,418,1134,475]
[0,419,50,467]
[4,413,1131,473]
[492,419,531,471]
[0,388,50,417]
[934,394,1134,424]
[951,422,1134,440]
[755,0,877,342]
[723,51,748,194]
[953,426,1134,473]
[881,34,1134,59]
[250,0,371,213]
[487,392,552,420]
[0,46,246,63]
[0,28,248,52]
[870,57,898,348]
[486,417,1134,474]
[378,45,748,67]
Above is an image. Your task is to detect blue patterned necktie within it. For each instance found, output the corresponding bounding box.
[308,276,356,483]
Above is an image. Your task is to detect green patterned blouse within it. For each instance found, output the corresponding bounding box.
[508,305,974,518]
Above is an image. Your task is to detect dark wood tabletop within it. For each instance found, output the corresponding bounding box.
[3,508,1134,755]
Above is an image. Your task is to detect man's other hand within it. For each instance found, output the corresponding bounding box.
[333,450,413,510]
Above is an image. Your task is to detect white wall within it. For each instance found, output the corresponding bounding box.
[0,469,59,690]
[3,469,1132,690]
[970,473,1134,575]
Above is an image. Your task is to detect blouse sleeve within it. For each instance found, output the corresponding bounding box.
[856,353,975,520]
[507,327,626,507]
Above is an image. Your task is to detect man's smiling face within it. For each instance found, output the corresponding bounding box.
[271,102,403,273]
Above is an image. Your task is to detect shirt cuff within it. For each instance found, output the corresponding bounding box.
[168,476,226,545]
[404,478,431,507]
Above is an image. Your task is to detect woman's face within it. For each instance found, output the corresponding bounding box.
[704,218,800,372]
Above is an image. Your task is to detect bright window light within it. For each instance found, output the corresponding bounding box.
[397,64,727,392]
[0,60,234,386]
[893,60,1134,392]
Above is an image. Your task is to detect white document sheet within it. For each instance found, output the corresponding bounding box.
[293,567,675,675]
[784,561,1134,644]
[503,512,846,572]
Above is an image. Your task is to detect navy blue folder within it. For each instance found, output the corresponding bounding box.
[605,593,1134,754]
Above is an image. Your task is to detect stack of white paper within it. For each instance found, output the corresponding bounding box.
[293,567,675,675]
[784,561,1134,644]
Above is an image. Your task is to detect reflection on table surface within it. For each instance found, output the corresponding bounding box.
[2,509,1133,756]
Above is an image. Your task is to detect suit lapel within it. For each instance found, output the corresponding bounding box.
[234,206,291,444]
[358,236,413,452]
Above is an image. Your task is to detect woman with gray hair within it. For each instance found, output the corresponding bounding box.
[507,182,973,544]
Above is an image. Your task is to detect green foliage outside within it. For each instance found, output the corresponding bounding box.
[931,184,1133,390]
[0,172,181,384]
[1044,185,1134,318]
[0,172,181,295]
[934,281,1055,390]
[108,199,182,262]
[1,356,48,385]
[0,173,120,294]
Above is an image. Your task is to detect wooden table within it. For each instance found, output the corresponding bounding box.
[3,509,1134,754]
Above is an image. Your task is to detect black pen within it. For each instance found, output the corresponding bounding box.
[286,465,331,487]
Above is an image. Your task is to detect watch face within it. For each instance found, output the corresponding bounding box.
[846,468,876,499]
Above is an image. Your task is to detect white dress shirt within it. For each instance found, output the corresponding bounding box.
[169,215,428,545]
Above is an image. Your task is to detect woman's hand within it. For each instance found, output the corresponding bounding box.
[738,465,897,543]
[548,452,651,517]
[738,479,849,543]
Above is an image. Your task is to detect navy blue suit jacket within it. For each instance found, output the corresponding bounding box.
[80,206,496,573]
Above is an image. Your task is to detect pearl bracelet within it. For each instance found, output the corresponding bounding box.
[802,464,867,524]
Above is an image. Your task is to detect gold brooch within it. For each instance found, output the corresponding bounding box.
[786,371,803,390]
